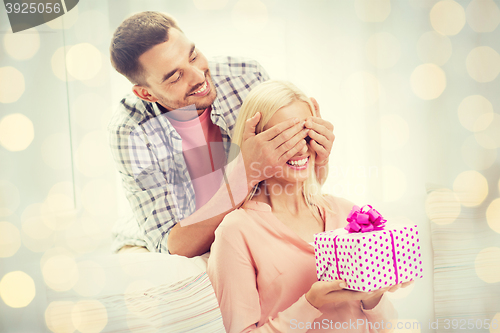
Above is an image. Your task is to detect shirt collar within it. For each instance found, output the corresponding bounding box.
[149,98,224,120]
[242,200,272,212]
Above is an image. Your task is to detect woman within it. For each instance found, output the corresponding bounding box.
[207,81,410,332]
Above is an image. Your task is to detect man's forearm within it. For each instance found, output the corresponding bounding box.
[167,154,252,257]
[167,210,228,257]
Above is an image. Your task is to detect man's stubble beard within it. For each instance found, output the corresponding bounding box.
[156,74,217,112]
[193,74,217,111]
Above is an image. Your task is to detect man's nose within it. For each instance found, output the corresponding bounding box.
[187,65,206,85]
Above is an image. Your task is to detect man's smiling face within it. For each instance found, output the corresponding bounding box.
[133,28,217,115]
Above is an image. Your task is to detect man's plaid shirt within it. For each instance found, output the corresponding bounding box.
[108,57,269,253]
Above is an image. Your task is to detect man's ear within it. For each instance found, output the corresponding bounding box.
[132,85,159,103]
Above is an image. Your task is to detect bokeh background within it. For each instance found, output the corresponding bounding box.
[1,0,499,332]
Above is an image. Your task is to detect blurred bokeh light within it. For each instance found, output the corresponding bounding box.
[0,271,36,308]
[458,95,494,132]
[486,198,500,234]
[51,47,75,82]
[0,221,21,257]
[466,46,500,83]
[355,0,391,22]
[66,43,103,81]
[474,247,500,283]
[0,67,25,103]
[42,254,79,292]
[417,31,452,66]
[0,113,34,151]
[0,179,20,216]
[474,113,500,149]
[430,0,466,36]
[453,170,488,207]
[3,28,40,60]
[410,63,446,100]
[71,299,108,333]
[466,0,500,33]
[45,301,76,333]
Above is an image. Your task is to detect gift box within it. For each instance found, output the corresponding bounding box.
[314,205,423,292]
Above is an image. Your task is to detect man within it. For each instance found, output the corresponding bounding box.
[109,11,334,257]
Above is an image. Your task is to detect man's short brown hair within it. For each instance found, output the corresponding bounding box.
[110,11,181,86]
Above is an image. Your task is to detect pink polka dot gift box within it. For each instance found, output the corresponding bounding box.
[314,204,423,292]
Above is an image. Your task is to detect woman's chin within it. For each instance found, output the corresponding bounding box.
[267,161,311,185]
[281,171,310,184]
[284,163,310,181]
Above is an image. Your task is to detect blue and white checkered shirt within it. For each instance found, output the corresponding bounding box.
[108,56,269,253]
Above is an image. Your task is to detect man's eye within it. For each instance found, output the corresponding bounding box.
[190,51,198,62]
[171,73,182,83]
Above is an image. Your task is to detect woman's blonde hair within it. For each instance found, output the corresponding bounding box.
[230,80,331,212]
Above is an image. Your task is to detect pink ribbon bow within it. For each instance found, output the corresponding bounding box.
[345,205,386,233]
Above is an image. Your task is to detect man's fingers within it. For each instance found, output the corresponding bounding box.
[278,138,307,164]
[242,112,261,141]
[310,141,328,160]
[305,116,334,132]
[308,128,330,148]
[271,122,308,151]
[258,117,301,142]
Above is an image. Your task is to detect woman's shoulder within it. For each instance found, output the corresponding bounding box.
[220,207,252,226]
[216,204,261,238]
[322,194,356,213]
[321,195,356,230]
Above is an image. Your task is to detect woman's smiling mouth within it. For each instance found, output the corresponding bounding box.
[286,156,309,170]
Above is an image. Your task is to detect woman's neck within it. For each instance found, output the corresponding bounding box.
[253,179,307,215]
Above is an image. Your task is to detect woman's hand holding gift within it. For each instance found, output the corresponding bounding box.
[361,280,415,310]
[304,280,381,309]
[305,279,414,310]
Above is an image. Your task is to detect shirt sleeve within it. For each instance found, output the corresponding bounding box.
[207,212,323,333]
[108,120,178,253]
